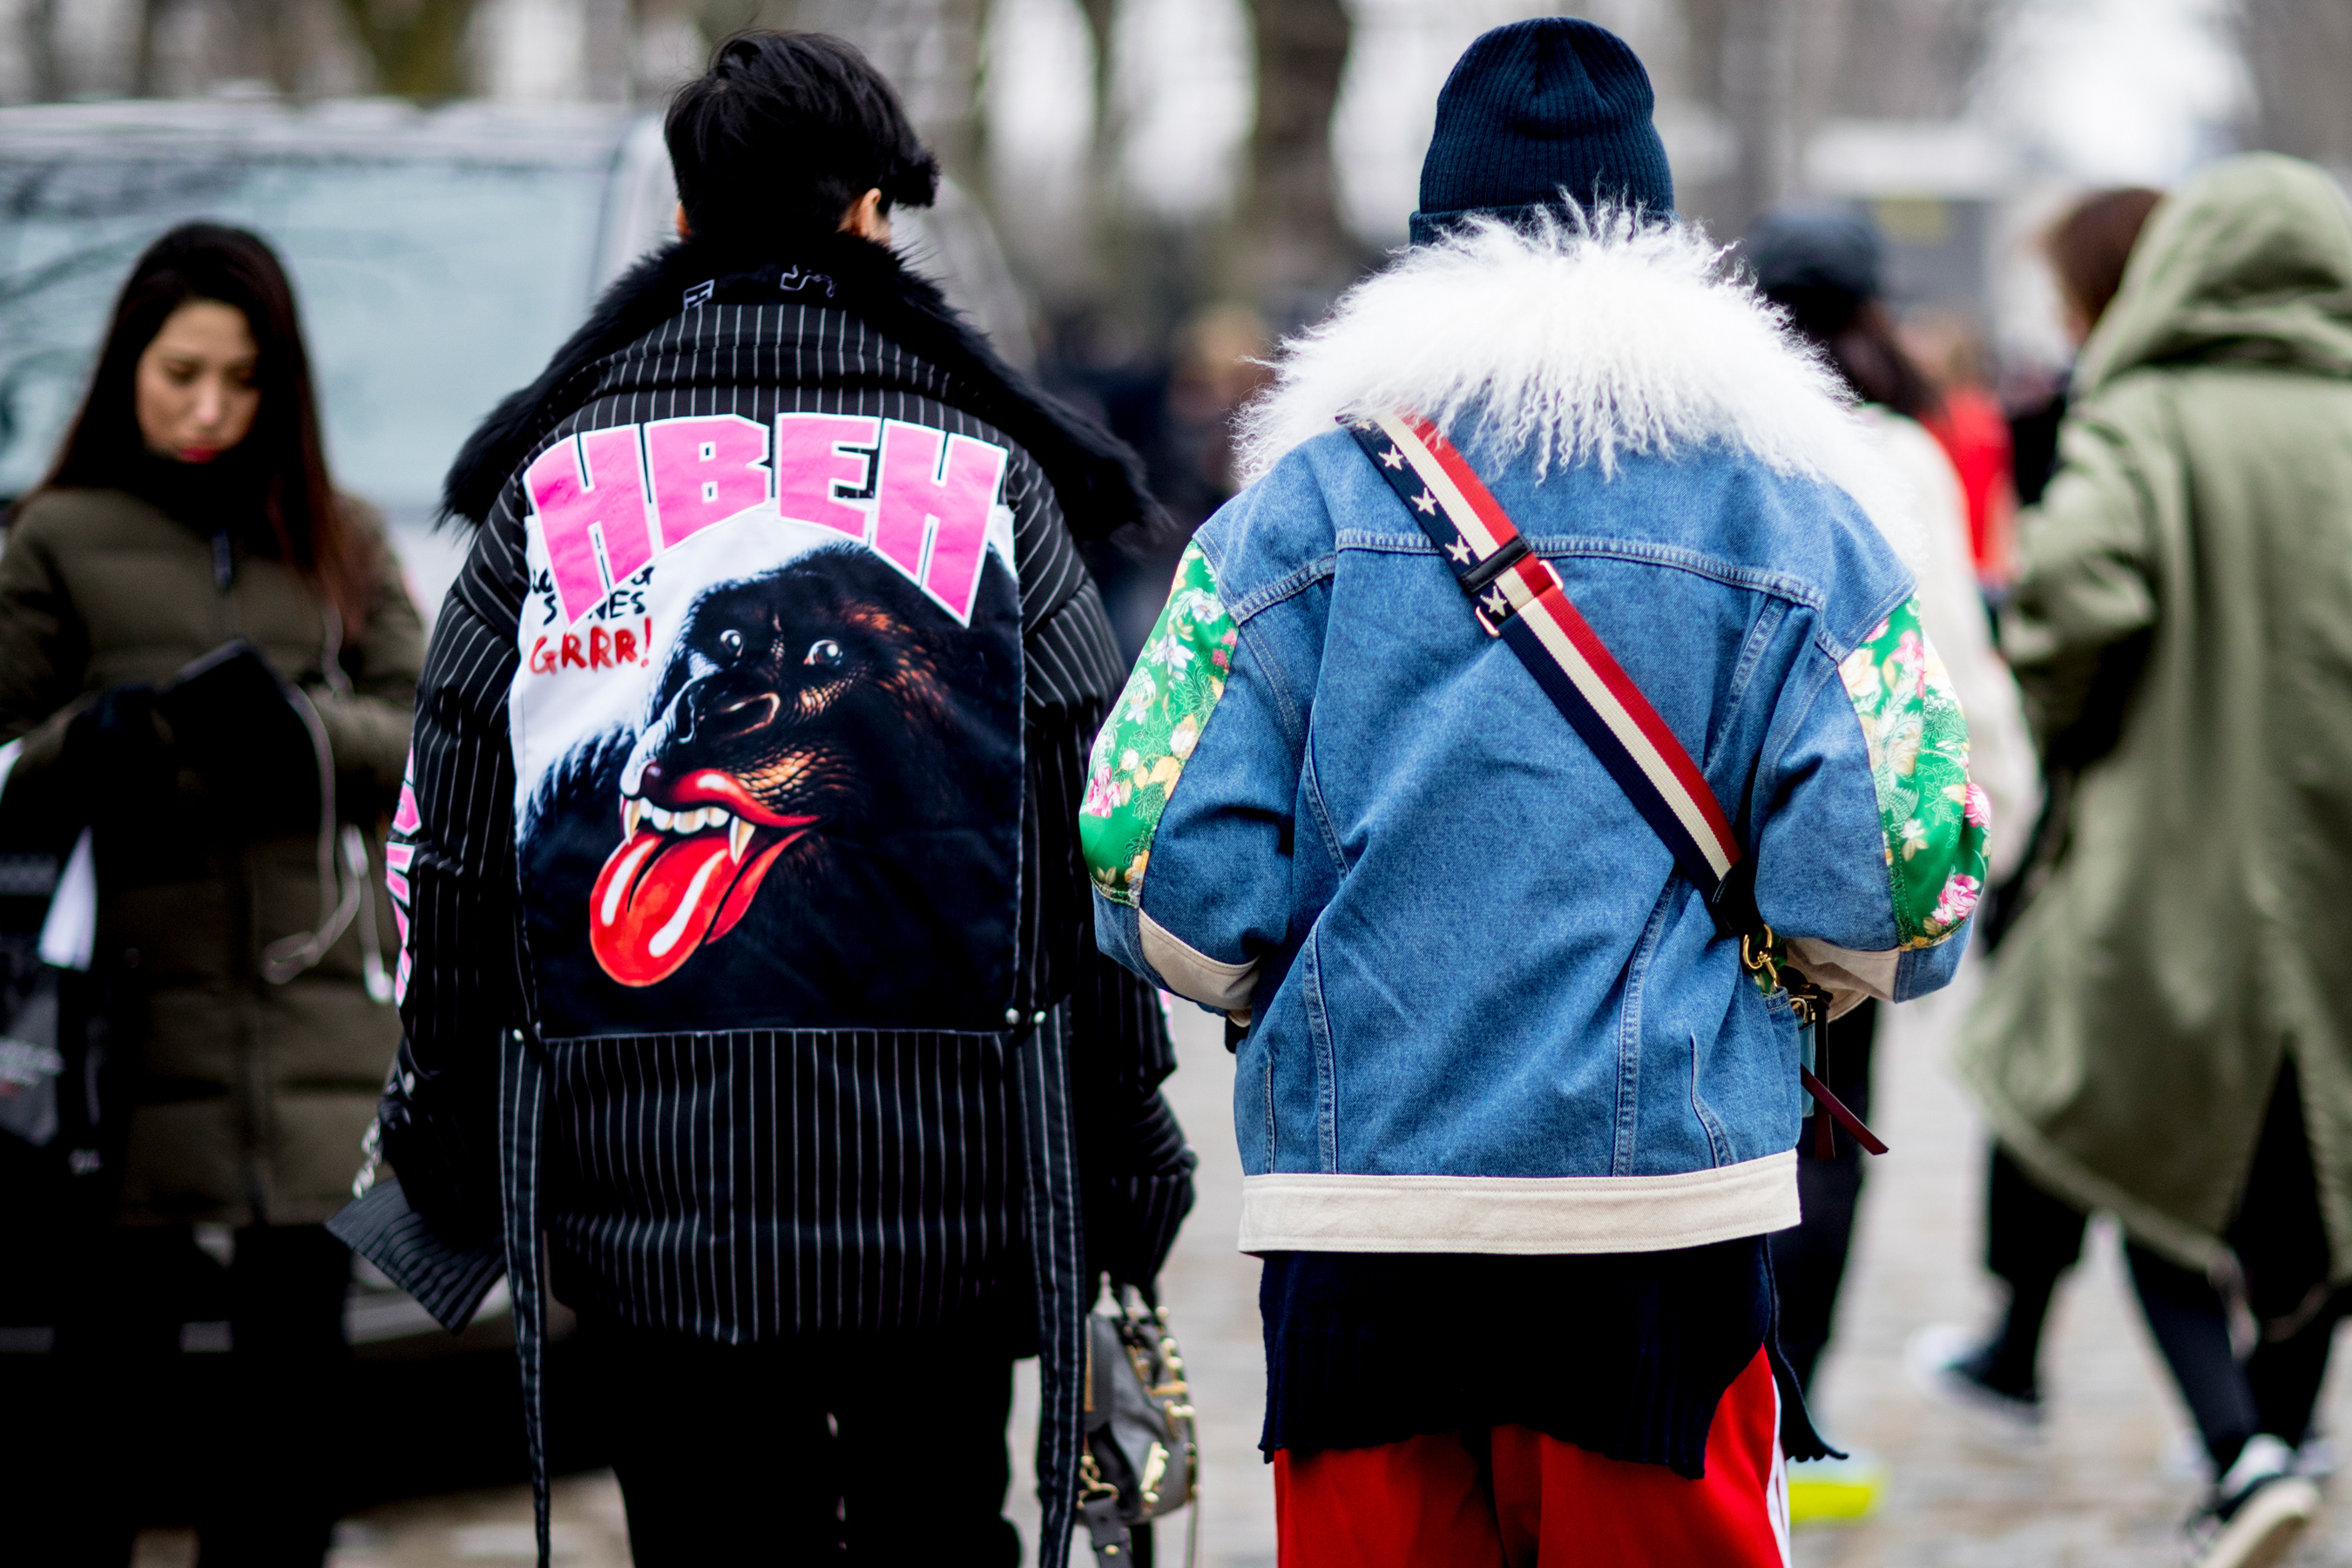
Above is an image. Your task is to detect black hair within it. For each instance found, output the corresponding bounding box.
[32,221,369,630]
[1767,286,1937,422]
[666,30,940,254]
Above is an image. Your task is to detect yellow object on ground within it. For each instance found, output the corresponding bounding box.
[1787,1453,1884,1524]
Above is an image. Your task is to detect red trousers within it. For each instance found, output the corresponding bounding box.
[1272,1348,1788,1568]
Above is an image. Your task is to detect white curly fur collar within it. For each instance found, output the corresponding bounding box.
[1237,209,1907,540]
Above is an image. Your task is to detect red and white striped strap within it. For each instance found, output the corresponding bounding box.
[1347,410,1743,900]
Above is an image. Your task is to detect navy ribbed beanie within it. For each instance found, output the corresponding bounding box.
[1410,17,1673,247]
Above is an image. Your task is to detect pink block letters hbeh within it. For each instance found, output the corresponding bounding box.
[774,413,881,539]
[526,415,1009,634]
[646,415,771,548]
[528,428,657,624]
[875,419,1009,622]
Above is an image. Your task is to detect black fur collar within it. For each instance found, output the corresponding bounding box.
[441,231,1159,544]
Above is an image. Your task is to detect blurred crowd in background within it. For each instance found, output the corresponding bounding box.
[1,0,2350,640]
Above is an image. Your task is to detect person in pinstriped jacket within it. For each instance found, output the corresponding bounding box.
[329,31,1193,1568]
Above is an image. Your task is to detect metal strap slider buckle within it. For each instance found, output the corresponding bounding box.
[1463,536,1530,637]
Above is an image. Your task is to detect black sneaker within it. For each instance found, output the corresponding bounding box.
[1905,1323,2044,1432]
[2187,1435,2320,1568]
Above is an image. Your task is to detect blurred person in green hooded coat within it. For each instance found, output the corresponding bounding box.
[1956,152,2352,1568]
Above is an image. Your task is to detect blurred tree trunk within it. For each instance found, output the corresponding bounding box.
[2235,0,2352,170]
[1713,0,1797,235]
[1680,0,1998,238]
[1230,0,1353,313]
[19,0,62,101]
[132,0,163,97]
[1075,0,1125,299]
[583,0,633,99]
[338,0,477,99]
[1827,0,1997,119]
[224,0,309,93]
[919,0,990,195]
[1078,0,1118,206]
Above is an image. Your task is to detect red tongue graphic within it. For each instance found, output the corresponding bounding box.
[590,828,795,987]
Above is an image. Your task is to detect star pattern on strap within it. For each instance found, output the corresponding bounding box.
[1481,585,1511,617]
[1380,446,1407,469]
[1412,489,1438,514]
[1444,537,1474,564]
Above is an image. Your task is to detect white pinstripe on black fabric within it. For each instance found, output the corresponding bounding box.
[540,1027,1018,1339]
[374,290,1188,1568]
[326,1177,503,1327]
[496,1026,551,1566]
[1016,1003,1086,1568]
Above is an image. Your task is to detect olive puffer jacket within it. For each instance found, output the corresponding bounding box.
[0,485,422,1226]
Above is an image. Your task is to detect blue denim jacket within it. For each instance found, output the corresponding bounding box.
[1084,220,1986,1255]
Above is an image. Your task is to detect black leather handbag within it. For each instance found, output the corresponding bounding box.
[1079,1281,1199,1566]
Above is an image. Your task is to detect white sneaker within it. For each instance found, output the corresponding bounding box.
[2164,1429,2335,1486]
[2187,1435,2321,1568]
[1904,1322,2044,1434]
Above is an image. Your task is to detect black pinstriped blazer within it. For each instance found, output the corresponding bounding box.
[335,233,1193,1567]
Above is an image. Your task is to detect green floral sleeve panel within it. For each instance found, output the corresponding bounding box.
[1837,597,1992,948]
[1082,540,1240,905]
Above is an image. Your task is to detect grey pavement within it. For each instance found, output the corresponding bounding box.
[128,969,2352,1565]
[1801,965,2352,1567]
[1006,999,1280,1567]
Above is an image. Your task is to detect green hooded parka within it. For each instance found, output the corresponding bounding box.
[1959,153,2352,1277]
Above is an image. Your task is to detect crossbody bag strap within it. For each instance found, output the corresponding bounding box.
[1342,412,1883,1158]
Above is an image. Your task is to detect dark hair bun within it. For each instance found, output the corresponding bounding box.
[669,30,940,252]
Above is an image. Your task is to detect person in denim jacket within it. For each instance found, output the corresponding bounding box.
[1083,19,1984,1567]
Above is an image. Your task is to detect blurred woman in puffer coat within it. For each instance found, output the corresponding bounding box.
[0,222,420,1565]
